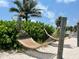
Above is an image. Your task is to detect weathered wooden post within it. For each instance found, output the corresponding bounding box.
[57,17,67,59]
[77,22,79,47]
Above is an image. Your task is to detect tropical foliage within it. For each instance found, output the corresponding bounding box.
[9,0,41,21]
[55,16,62,28]
[66,26,74,32]
[0,20,54,50]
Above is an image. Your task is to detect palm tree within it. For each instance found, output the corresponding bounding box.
[68,26,73,32]
[55,16,62,28]
[73,25,77,32]
[10,0,41,38]
[10,0,41,31]
[10,0,41,21]
[10,0,24,31]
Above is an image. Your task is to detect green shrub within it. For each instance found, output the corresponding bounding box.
[23,21,55,42]
[0,20,55,50]
[0,20,19,50]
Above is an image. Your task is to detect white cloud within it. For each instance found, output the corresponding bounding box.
[36,2,55,22]
[0,0,9,7]
[47,11,55,19]
[31,19,36,22]
[36,2,48,11]
[56,0,77,4]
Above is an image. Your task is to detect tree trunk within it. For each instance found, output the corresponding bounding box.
[17,16,22,32]
[25,13,28,21]
[57,17,67,59]
[77,22,79,47]
[25,16,28,21]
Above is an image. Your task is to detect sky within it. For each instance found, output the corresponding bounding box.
[0,0,79,26]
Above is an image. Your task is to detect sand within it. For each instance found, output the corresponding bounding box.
[0,37,79,59]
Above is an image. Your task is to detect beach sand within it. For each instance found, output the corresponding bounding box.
[0,37,79,59]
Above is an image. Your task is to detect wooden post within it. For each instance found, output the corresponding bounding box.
[57,17,67,59]
[77,22,79,47]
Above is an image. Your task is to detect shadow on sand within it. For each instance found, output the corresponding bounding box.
[22,49,56,59]
[50,42,73,48]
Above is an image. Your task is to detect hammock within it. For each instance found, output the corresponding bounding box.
[44,28,59,41]
[17,28,58,49]
[18,37,53,49]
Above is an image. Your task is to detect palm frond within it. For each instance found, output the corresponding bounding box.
[23,0,37,11]
[30,0,37,9]
[31,12,41,17]
[30,8,42,17]
[30,8,42,13]
[9,8,19,13]
[13,0,23,10]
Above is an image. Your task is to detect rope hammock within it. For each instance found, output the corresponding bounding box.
[18,38,53,49]
[44,28,59,41]
[17,28,59,49]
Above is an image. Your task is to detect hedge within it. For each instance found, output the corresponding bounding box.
[0,20,55,50]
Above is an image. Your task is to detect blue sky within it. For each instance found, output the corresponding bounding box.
[0,0,79,26]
